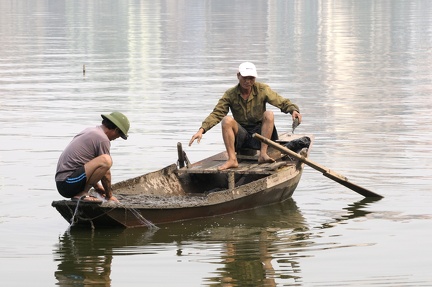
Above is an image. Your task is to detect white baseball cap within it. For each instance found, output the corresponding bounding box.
[238,62,258,78]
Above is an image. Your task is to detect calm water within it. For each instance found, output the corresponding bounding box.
[1,0,432,286]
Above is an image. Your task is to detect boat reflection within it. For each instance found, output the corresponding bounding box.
[53,197,380,286]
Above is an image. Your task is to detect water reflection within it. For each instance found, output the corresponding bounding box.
[319,197,382,230]
[54,227,159,285]
[54,232,112,285]
[53,198,378,286]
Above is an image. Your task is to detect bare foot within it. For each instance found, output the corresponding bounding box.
[108,195,119,202]
[218,159,239,170]
[258,154,275,164]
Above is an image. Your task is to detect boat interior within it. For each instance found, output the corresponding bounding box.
[112,134,311,198]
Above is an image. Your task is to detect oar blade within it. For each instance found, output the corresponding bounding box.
[323,171,383,198]
[252,133,384,199]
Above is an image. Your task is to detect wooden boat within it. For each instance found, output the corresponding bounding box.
[51,133,312,229]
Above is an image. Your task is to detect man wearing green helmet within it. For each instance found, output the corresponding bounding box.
[55,111,130,202]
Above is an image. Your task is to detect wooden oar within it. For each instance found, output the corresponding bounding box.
[253,133,383,198]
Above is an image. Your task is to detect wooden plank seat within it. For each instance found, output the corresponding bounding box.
[176,133,305,189]
[177,145,290,175]
[177,147,294,189]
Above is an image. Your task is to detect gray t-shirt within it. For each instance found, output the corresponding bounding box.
[55,126,111,181]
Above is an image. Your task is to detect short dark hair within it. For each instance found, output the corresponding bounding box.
[102,119,125,138]
[102,118,117,130]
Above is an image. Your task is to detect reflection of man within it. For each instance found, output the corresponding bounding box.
[54,232,112,286]
[202,200,307,286]
[221,237,276,287]
[189,62,302,170]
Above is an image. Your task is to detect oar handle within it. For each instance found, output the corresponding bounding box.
[253,133,383,198]
[253,133,313,165]
[254,134,346,179]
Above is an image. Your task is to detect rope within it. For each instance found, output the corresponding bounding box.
[67,195,159,230]
[69,195,85,227]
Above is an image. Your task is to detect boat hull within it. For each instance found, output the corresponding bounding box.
[52,166,302,228]
[52,134,312,229]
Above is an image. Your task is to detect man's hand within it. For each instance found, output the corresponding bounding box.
[189,128,204,146]
[292,110,302,123]
[93,183,105,195]
[291,111,302,134]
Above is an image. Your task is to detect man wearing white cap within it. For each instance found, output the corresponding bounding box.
[189,62,302,170]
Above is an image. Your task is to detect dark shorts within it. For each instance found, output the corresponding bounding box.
[235,124,279,151]
[56,166,87,198]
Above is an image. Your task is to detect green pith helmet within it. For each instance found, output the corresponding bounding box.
[101,111,130,140]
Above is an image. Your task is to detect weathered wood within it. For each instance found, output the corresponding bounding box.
[227,172,235,189]
[177,157,293,174]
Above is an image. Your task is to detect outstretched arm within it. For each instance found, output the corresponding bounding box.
[189,128,205,146]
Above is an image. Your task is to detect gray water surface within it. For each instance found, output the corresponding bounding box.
[1,0,431,286]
